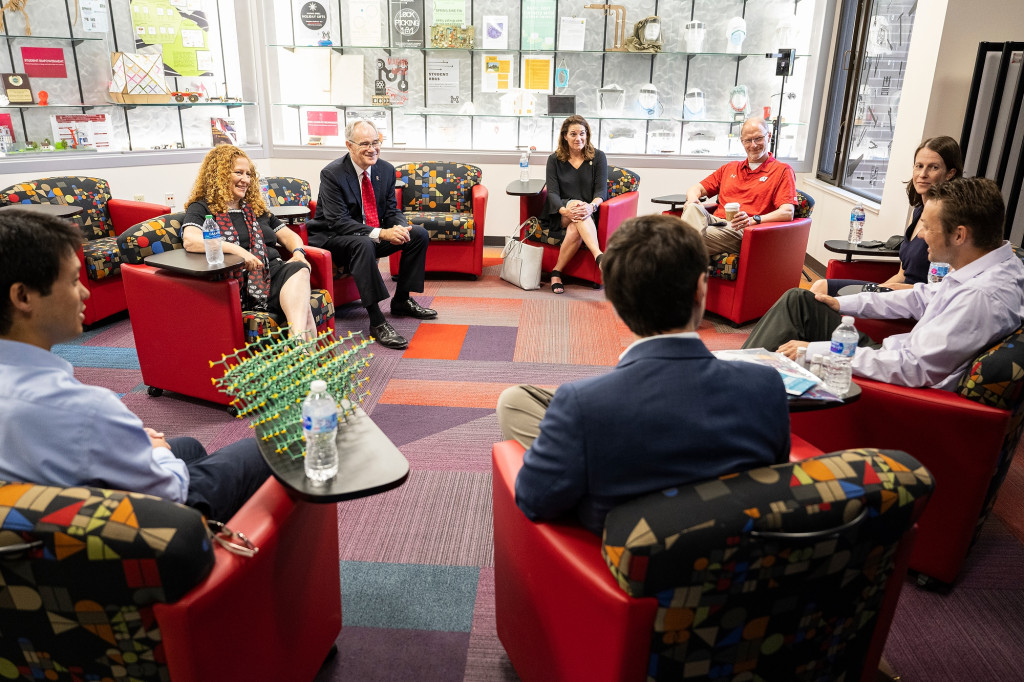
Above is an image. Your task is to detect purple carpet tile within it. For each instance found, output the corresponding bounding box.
[369,404,496,447]
[337,470,494,567]
[315,628,471,682]
[394,358,609,386]
[398,414,503,473]
[951,517,1024,591]
[459,326,519,362]
[83,318,139,348]
[121,392,240,447]
[464,568,520,681]
[73,367,144,395]
[884,583,1024,681]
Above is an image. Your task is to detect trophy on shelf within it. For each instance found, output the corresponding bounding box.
[584,4,627,52]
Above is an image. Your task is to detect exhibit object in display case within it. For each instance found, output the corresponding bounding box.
[584,3,628,52]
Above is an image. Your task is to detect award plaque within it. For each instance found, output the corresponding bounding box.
[1,73,33,104]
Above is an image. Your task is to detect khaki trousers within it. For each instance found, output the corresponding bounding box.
[495,384,556,449]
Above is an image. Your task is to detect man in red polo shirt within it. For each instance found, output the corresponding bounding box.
[684,117,797,255]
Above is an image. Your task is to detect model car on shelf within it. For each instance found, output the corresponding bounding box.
[171,91,201,103]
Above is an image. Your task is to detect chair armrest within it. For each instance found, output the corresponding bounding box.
[854,317,915,342]
[108,199,171,236]
[492,441,656,682]
[472,183,488,238]
[597,191,638,243]
[301,246,333,291]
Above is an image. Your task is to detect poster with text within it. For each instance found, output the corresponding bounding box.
[348,0,381,46]
[50,114,112,150]
[521,55,553,93]
[0,113,15,142]
[425,57,460,107]
[431,0,465,27]
[210,118,238,146]
[292,0,331,46]
[521,0,555,51]
[482,16,508,50]
[481,55,512,93]
[21,47,68,79]
[81,0,110,33]
[389,0,424,48]
[306,110,340,137]
[131,0,212,77]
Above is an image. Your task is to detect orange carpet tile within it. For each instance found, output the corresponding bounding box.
[404,323,469,360]
[377,380,558,408]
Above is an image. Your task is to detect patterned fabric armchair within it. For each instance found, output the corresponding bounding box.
[519,166,640,287]
[116,213,336,407]
[0,477,342,682]
[0,176,169,325]
[792,323,1024,587]
[493,441,933,682]
[388,161,488,278]
[664,189,813,324]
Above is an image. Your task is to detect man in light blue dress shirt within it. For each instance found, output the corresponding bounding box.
[0,210,270,520]
[744,177,1024,389]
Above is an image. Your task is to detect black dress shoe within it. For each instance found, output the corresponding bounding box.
[390,297,438,320]
[370,322,409,350]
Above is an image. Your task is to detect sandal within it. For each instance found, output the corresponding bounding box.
[550,270,565,294]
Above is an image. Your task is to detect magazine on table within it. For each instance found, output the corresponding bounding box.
[713,348,841,400]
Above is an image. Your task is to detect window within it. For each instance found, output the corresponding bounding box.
[817,0,917,201]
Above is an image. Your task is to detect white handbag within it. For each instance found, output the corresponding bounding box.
[500,220,544,291]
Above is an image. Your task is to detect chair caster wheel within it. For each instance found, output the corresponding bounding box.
[391,275,398,282]
[147,386,163,397]
[226,405,238,417]
[592,282,601,289]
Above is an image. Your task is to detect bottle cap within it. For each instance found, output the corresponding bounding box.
[310,379,327,393]
[205,214,213,219]
[842,315,854,325]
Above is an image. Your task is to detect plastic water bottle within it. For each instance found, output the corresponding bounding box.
[826,315,858,395]
[202,214,224,266]
[302,380,339,484]
[848,203,865,245]
[928,261,950,284]
[519,152,530,182]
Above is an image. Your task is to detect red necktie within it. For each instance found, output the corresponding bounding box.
[361,171,380,228]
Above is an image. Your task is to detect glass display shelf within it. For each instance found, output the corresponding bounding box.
[268,43,810,58]
[0,102,109,108]
[0,33,104,46]
[271,104,806,126]
[107,100,255,109]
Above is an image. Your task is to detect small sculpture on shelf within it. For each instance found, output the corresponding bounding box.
[0,0,31,35]
[171,90,201,103]
[429,25,474,49]
[625,16,662,53]
[36,89,47,105]
[584,4,627,51]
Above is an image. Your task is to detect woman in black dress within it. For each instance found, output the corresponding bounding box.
[544,115,608,293]
[181,145,317,338]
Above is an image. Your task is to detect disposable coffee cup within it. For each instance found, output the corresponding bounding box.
[724,202,741,221]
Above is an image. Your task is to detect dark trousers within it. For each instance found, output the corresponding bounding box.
[742,289,878,352]
[169,437,272,521]
[320,226,429,307]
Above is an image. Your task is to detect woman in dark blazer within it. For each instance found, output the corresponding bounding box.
[544,115,608,293]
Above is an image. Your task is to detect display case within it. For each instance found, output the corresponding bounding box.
[0,0,261,167]
[263,0,835,168]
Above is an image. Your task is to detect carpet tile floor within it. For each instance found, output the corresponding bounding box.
[59,254,1024,681]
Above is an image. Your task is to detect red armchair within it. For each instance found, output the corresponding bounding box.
[117,214,336,407]
[493,441,929,681]
[664,189,814,325]
[388,161,488,278]
[0,476,341,682]
[790,324,1024,586]
[0,176,169,326]
[825,258,900,282]
[518,166,639,287]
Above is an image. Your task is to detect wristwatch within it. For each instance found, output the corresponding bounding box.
[752,215,762,224]
[293,247,306,257]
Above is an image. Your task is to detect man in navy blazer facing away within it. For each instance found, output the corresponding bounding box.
[306,118,434,350]
[497,213,791,534]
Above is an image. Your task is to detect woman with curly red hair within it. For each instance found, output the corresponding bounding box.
[181,145,317,338]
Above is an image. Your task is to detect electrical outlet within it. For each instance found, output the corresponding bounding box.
[164,192,175,206]
[133,193,145,202]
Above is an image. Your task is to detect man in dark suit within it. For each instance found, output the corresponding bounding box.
[496,213,791,534]
[306,119,434,349]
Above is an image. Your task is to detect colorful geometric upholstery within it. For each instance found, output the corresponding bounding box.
[0,176,113,240]
[242,289,334,343]
[602,448,933,680]
[263,176,312,209]
[116,213,186,264]
[794,189,815,219]
[527,166,639,247]
[395,161,481,213]
[81,237,121,281]
[0,480,214,682]
[405,211,475,241]
[957,325,1024,551]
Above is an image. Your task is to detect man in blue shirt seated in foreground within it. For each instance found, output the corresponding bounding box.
[496,213,791,534]
[0,210,271,521]
[743,177,1024,389]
